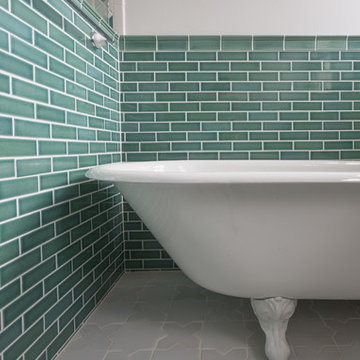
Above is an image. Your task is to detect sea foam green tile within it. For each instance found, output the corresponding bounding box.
[316,36,346,50]
[50,24,74,51]
[187,72,216,81]
[202,122,231,131]
[324,61,352,70]
[311,72,339,81]
[250,152,279,160]
[51,91,75,110]
[125,36,156,50]
[280,51,308,60]
[49,0,72,18]
[263,122,291,131]
[218,92,247,101]
[202,102,229,111]
[249,72,278,81]
[341,151,360,159]
[285,36,315,50]
[53,156,77,171]
[188,92,216,101]
[233,122,261,130]
[0,213,40,245]
[0,51,33,79]
[190,36,220,50]
[33,0,62,27]
[218,72,246,81]
[250,132,278,140]
[218,52,247,60]
[172,142,201,151]
[158,152,187,160]
[3,320,44,360]
[0,8,32,42]
[293,61,321,70]
[14,119,50,138]
[3,284,43,326]
[0,240,18,266]
[35,32,63,60]
[342,52,360,61]
[157,93,185,102]
[281,152,309,160]
[188,132,216,141]
[12,78,48,102]
[137,62,167,71]
[295,141,322,150]
[158,36,188,50]
[253,36,283,50]
[222,36,252,50]
[170,62,198,71]
[24,293,57,334]
[293,82,321,91]
[219,132,247,140]
[231,62,259,71]
[187,51,216,60]
[342,72,360,80]
[262,62,290,71]
[12,36,47,67]
[0,199,16,222]
[0,160,14,179]
[38,140,66,156]
[37,104,65,123]
[11,0,47,34]
[87,64,102,81]
[263,102,291,111]
[35,68,64,91]
[280,72,308,81]
[324,102,351,111]
[50,58,74,80]
[17,158,51,177]
[201,82,230,91]
[311,51,339,60]
[249,92,277,101]
[264,142,292,150]
[220,152,248,160]
[348,37,360,49]
[19,191,52,215]
[249,52,278,61]
[0,95,34,118]
[248,112,277,121]
[0,177,38,203]
[0,116,11,135]
[0,138,36,157]
[233,82,261,91]
[0,28,8,50]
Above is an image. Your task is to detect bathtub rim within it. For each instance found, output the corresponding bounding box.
[85,160,360,184]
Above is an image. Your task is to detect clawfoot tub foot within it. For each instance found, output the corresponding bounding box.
[250,297,297,360]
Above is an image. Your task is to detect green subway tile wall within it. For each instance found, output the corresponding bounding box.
[0,0,123,358]
[120,35,360,270]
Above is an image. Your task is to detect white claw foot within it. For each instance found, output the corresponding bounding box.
[251,297,297,360]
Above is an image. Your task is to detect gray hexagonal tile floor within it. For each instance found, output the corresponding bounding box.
[55,271,360,360]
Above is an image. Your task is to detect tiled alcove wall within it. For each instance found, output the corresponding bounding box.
[0,0,124,358]
[120,35,360,270]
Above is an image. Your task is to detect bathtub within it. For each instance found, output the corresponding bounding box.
[86,160,360,360]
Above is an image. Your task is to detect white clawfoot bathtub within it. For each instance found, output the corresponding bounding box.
[86,160,360,360]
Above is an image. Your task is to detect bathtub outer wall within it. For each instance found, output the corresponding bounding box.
[120,35,360,271]
[119,179,360,299]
